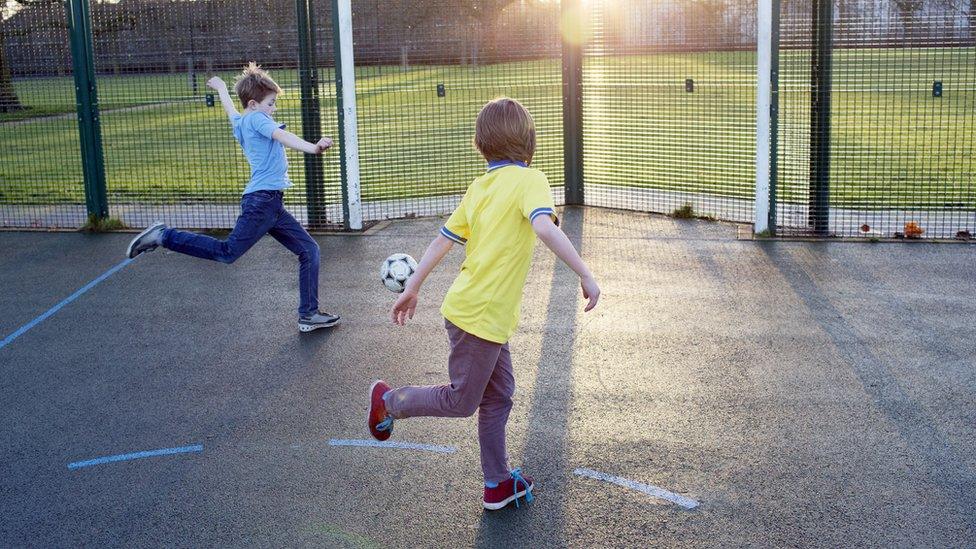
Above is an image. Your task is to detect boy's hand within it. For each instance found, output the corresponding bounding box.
[314,137,334,153]
[391,289,418,326]
[206,77,228,92]
[581,275,600,312]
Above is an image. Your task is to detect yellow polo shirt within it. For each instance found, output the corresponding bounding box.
[439,164,558,344]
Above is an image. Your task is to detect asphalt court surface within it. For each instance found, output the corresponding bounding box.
[1,208,975,547]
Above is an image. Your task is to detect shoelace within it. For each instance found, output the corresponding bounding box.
[510,468,533,508]
[376,416,394,432]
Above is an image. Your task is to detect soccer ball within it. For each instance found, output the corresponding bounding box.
[380,253,418,293]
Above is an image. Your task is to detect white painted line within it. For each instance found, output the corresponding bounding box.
[574,467,700,510]
[328,439,456,454]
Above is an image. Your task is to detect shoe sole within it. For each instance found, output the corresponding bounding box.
[126,222,165,259]
[298,318,340,332]
[483,485,533,511]
[367,380,391,441]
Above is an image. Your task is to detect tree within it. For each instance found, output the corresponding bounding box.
[455,0,519,63]
[933,0,976,42]
[370,0,438,63]
[892,0,924,40]
[1,0,59,113]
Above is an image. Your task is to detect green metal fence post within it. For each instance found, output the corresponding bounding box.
[66,0,108,220]
[561,0,584,206]
[809,0,832,235]
[296,0,326,228]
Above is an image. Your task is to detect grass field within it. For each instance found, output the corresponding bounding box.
[0,48,973,211]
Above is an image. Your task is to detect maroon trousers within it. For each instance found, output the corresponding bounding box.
[385,319,516,484]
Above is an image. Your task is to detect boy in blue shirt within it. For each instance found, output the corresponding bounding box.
[126,63,339,332]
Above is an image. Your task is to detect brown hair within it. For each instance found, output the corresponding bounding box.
[474,98,536,164]
[233,62,282,108]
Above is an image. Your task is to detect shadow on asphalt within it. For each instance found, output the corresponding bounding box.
[474,206,586,547]
[758,241,976,532]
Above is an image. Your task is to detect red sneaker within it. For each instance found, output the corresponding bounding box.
[483,469,534,510]
[367,380,394,441]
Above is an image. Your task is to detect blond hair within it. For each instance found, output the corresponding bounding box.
[233,62,282,108]
[474,98,536,164]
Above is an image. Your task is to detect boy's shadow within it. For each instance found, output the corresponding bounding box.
[475,503,542,548]
[474,206,585,547]
[296,326,336,354]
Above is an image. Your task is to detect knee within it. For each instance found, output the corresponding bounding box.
[300,241,320,263]
[216,243,243,264]
[482,393,513,416]
[447,391,481,417]
[457,401,480,418]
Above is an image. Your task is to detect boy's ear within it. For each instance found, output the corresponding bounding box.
[246,99,257,110]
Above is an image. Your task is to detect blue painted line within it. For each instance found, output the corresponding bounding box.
[68,444,203,470]
[0,258,134,351]
[328,439,456,454]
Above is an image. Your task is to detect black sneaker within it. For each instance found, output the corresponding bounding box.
[299,311,340,332]
[126,222,166,259]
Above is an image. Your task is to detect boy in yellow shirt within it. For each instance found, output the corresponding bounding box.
[367,98,600,510]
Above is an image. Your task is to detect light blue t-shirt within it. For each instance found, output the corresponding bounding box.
[231,111,293,195]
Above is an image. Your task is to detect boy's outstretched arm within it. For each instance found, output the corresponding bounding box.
[206,77,239,123]
[391,234,455,326]
[532,215,601,311]
[272,130,333,155]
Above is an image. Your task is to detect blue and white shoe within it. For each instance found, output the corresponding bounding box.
[299,311,340,333]
[126,222,166,259]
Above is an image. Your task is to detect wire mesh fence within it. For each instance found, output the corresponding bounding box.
[1,0,974,239]
[583,0,758,223]
[349,0,564,222]
[776,0,976,239]
[93,0,343,229]
[0,1,85,228]
[1,0,343,230]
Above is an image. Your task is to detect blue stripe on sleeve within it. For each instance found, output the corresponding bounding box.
[529,207,555,222]
[440,226,467,244]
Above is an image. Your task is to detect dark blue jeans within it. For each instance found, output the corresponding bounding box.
[160,190,320,317]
